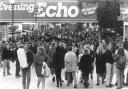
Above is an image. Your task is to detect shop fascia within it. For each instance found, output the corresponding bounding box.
[0,2,79,18]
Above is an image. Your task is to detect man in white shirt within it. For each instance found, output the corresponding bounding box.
[17,43,32,89]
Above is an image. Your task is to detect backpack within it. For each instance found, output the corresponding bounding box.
[116,56,126,70]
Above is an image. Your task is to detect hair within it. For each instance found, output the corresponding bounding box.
[84,48,89,54]
[96,44,105,54]
[56,46,61,52]
[117,47,125,56]
[68,46,72,51]
[38,47,45,55]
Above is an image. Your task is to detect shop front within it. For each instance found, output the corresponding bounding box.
[0,0,98,41]
[120,0,128,40]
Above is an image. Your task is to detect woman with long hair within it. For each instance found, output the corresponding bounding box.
[95,42,106,85]
[34,47,46,89]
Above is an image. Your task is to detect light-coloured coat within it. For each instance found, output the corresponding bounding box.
[64,51,77,72]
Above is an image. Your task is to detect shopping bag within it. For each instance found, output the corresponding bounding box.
[42,62,51,77]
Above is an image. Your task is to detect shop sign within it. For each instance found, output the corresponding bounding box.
[0,1,97,22]
[0,2,79,17]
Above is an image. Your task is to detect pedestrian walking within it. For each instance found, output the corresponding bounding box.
[105,43,114,87]
[34,47,46,89]
[115,46,126,89]
[64,46,77,88]
[53,46,64,87]
[17,43,33,89]
[79,49,94,88]
[2,43,11,76]
[95,43,106,85]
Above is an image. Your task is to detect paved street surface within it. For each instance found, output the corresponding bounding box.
[0,62,128,89]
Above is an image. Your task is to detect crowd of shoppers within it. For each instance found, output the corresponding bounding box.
[0,29,128,89]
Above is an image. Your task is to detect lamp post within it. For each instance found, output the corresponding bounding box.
[9,0,15,41]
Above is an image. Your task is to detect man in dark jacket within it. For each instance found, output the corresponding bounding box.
[79,49,93,88]
[53,46,65,87]
[2,43,11,76]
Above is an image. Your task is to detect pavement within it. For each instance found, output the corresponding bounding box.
[0,62,128,89]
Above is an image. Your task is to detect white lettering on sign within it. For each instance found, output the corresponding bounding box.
[56,3,68,17]
[46,6,57,17]
[81,7,97,16]
[0,2,79,18]
[68,6,79,17]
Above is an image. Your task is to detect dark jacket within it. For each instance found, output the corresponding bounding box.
[79,54,93,74]
[96,52,106,74]
[53,46,65,69]
[105,50,114,64]
[2,47,11,60]
[29,45,37,54]
[26,50,34,67]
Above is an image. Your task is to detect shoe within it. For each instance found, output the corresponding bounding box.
[7,72,11,75]
[66,84,69,86]
[74,85,77,88]
[109,84,113,87]
[60,83,62,86]
[56,85,59,87]
[52,77,55,82]
[106,84,113,87]
[106,85,110,87]
[115,82,117,86]
[3,73,5,76]
[96,83,100,85]
[61,80,64,82]
[16,75,22,77]
[91,75,93,79]
[123,82,126,86]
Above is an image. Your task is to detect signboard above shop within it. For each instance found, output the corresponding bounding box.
[0,0,98,22]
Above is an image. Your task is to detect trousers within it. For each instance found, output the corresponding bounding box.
[3,59,10,74]
[106,63,114,85]
[22,68,31,89]
[116,68,124,88]
[55,69,62,86]
[16,58,20,76]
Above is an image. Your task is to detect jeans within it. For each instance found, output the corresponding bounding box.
[3,59,10,74]
[106,63,114,85]
[16,58,20,76]
[22,68,31,89]
[116,68,124,88]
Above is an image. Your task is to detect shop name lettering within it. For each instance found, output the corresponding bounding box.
[0,2,79,17]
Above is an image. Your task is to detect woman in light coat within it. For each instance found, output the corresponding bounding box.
[64,46,77,88]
